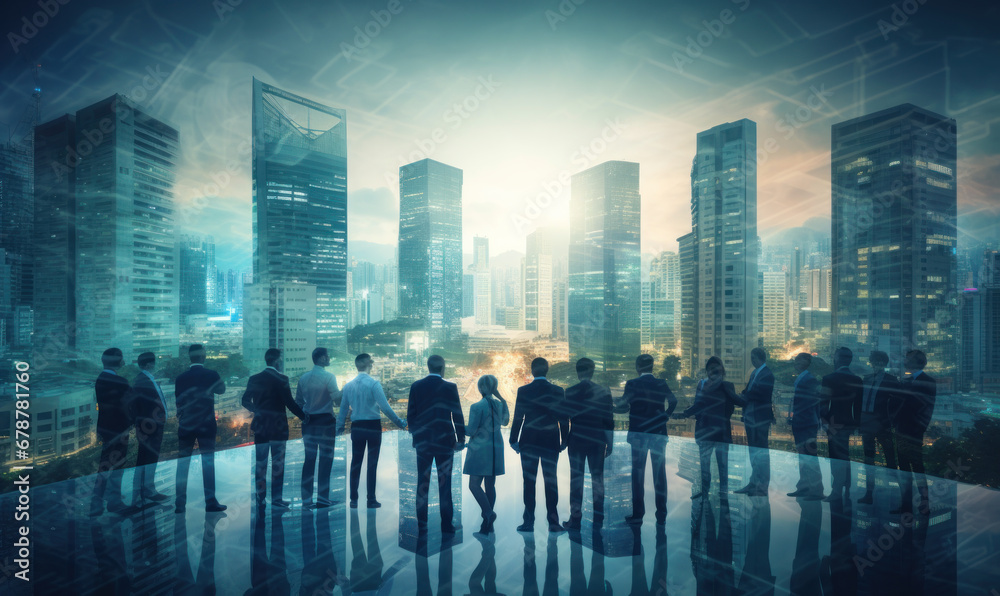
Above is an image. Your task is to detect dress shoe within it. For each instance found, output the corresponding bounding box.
[516,523,534,533]
[314,497,336,508]
[802,493,824,501]
[823,493,842,503]
[625,515,643,526]
[548,523,566,534]
[205,502,227,513]
[350,500,358,509]
[479,519,491,534]
[734,484,756,495]
[272,499,291,509]
[562,518,581,531]
[889,506,911,515]
[367,500,382,509]
[142,492,169,502]
[857,493,874,505]
[690,491,704,500]
[745,488,769,497]
[786,489,808,498]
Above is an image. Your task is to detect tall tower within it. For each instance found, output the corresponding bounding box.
[568,160,641,371]
[524,228,554,336]
[473,236,491,326]
[397,158,463,344]
[831,104,958,374]
[679,119,758,380]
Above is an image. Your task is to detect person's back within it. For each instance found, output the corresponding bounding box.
[565,379,613,448]
[175,365,222,433]
[96,370,131,435]
[821,367,863,429]
[691,379,737,443]
[791,371,821,430]
[512,378,565,449]
[894,371,937,438]
[623,374,677,436]
[408,374,463,453]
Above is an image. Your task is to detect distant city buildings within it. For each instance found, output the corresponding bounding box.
[242,281,317,376]
[0,134,34,354]
[524,228,554,337]
[960,250,1000,391]
[179,235,212,317]
[473,236,491,326]
[759,270,788,349]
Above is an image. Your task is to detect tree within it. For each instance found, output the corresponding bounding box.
[658,355,681,389]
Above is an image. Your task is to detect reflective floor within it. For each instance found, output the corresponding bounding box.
[2,431,999,595]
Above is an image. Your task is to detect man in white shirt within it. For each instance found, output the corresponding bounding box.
[337,353,406,508]
[297,347,341,508]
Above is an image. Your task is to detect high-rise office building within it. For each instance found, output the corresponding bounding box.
[805,268,831,309]
[0,136,34,351]
[179,235,209,317]
[243,281,317,377]
[252,78,348,348]
[831,104,958,374]
[74,95,180,361]
[552,277,568,339]
[568,161,641,370]
[462,271,475,318]
[473,236,491,326]
[679,120,758,380]
[524,228,554,336]
[759,270,788,348]
[959,250,1000,391]
[650,250,681,351]
[398,158,463,344]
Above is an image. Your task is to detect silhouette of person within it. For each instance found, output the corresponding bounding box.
[570,528,610,595]
[468,532,504,596]
[349,508,408,591]
[296,347,341,509]
[90,347,135,516]
[416,528,455,596]
[735,347,775,496]
[789,498,822,593]
[689,495,733,593]
[631,524,669,595]
[619,354,678,525]
[407,355,466,533]
[173,508,224,593]
[88,514,130,593]
[520,533,560,596]
[510,357,568,533]
[242,348,308,509]
[464,374,510,535]
[858,350,899,505]
[174,343,227,513]
[820,346,864,502]
[787,352,824,500]
[735,492,775,594]
[131,351,169,506]
[891,349,936,515]
[827,493,859,594]
[249,510,289,593]
[563,357,614,531]
[337,353,406,509]
[679,357,742,500]
[300,508,344,596]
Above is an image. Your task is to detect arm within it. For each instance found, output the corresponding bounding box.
[601,387,615,455]
[406,384,416,434]
[451,385,466,444]
[336,388,350,434]
[725,382,747,408]
[281,380,307,419]
[241,380,256,413]
[680,383,708,418]
[664,384,679,419]
[509,389,525,446]
[613,384,632,414]
[555,388,569,449]
[329,374,341,407]
[819,377,832,424]
[212,371,226,395]
[852,381,863,427]
[295,378,307,411]
[374,382,405,428]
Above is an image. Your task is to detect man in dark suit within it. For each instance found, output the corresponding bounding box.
[735,348,775,496]
[620,354,677,525]
[891,349,936,515]
[131,351,169,506]
[242,348,309,509]
[787,353,824,500]
[174,344,227,513]
[858,350,899,505]
[562,357,614,530]
[510,357,567,533]
[407,355,466,533]
[820,347,863,502]
[90,347,135,516]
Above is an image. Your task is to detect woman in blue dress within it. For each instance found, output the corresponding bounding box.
[464,375,509,534]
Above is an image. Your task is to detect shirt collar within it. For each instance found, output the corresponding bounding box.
[266,366,282,373]
[190,363,204,368]
[796,369,809,381]
[640,372,654,377]
[754,363,767,375]
[837,366,851,372]
[428,373,442,378]
[102,369,118,376]
[533,377,546,381]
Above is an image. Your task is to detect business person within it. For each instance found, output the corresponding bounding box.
[464,374,509,535]
[90,347,134,516]
[407,355,465,533]
[242,348,308,509]
[131,351,169,506]
[858,350,899,504]
[563,357,614,530]
[510,357,567,533]
[679,357,743,500]
[735,348,775,496]
[787,353,824,500]
[820,347,863,502]
[620,354,678,525]
[296,347,341,509]
[337,353,406,509]
[891,349,936,515]
[174,344,227,513]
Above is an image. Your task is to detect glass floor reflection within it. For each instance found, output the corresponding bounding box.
[2,431,999,595]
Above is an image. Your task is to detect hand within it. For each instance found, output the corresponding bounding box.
[560,442,568,452]
[399,419,407,429]
[605,446,613,458]
[510,442,520,454]
[454,442,465,453]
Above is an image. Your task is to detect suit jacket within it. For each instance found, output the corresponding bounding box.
[790,371,821,432]
[820,368,864,430]
[682,380,742,443]
[510,379,566,451]
[242,368,306,441]
[406,375,466,453]
[621,374,678,437]
[891,372,937,438]
[564,379,614,451]
[859,372,899,430]
[175,365,224,436]
[96,371,132,436]
[740,365,775,427]
[130,372,166,427]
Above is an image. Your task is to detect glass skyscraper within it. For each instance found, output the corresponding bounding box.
[568,160,641,371]
[524,227,554,336]
[473,235,491,326]
[397,158,463,344]
[831,103,958,375]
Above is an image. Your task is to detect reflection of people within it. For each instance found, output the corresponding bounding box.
[891,349,936,515]
[689,495,734,593]
[820,347,863,502]
[300,509,342,596]
[174,343,227,513]
[464,375,509,535]
[735,348,775,496]
[631,524,669,595]
[350,509,393,593]
[90,348,134,516]
[858,350,899,505]
[679,357,742,500]
[735,494,775,593]
[620,354,677,525]
[468,533,504,596]
[337,353,407,509]
[407,355,465,533]
[789,499,822,594]
[510,357,567,533]
[520,533,560,596]
[563,358,614,530]
[242,348,308,509]
[570,528,609,595]
[249,511,289,593]
[131,351,169,506]
[787,353,824,500]
[173,509,224,592]
[297,347,341,509]
[416,533,455,596]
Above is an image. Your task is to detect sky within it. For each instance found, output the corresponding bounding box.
[2,0,999,271]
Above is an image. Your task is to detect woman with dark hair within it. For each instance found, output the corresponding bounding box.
[464,375,510,534]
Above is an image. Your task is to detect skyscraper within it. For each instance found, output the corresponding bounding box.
[649,250,681,351]
[0,137,34,351]
[831,104,958,374]
[524,228,554,336]
[251,78,348,348]
[179,235,210,317]
[243,281,317,377]
[759,270,788,349]
[74,95,180,361]
[473,236,491,326]
[679,119,758,380]
[568,160,641,370]
[397,158,463,344]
